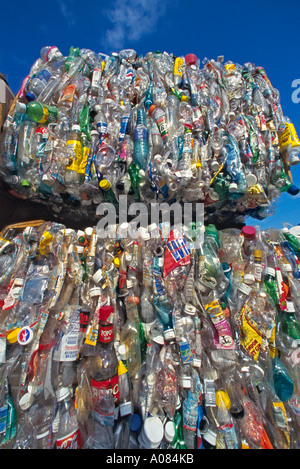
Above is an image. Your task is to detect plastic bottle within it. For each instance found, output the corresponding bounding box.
[148,104,169,142]
[16,101,58,124]
[54,387,82,449]
[182,367,202,449]
[132,107,149,170]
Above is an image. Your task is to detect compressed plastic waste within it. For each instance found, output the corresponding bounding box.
[0,47,299,226]
[0,219,299,449]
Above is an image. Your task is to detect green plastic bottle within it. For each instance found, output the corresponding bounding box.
[99,179,119,212]
[17,101,58,124]
[65,46,80,72]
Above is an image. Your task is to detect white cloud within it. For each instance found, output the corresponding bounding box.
[56,0,77,28]
[101,0,171,51]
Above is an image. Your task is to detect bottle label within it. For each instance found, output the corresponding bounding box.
[156,116,168,139]
[66,140,83,172]
[56,428,82,449]
[134,125,148,142]
[53,310,80,361]
[91,375,119,404]
[279,122,300,148]
[0,405,8,434]
[58,84,76,104]
[205,301,235,349]
[99,323,113,343]
[178,341,194,365]
[174,57,184,78]
[96,121,108,141]
[239,304,263,361]
[39,107,49,124]
[163,230,191,277]
[288,394,300,415]
[79,310,90,333]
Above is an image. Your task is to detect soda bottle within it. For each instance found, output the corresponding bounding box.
[16,101,58,124]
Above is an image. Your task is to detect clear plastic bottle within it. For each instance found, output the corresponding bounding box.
[132,107,149,170]
[54,387,82,449]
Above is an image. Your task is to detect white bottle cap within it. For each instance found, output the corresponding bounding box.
[90,286,101,297]
[164,421,175,443]
[56,387,70,402]
[245,173,257,187]
[119,401,133,417]
[289,154,300,166]
[210,160,220,172]
[243,273,255,285]
[92,269,103,284]
[118,222,129,238]
[164,328,175,340]
[19,392,34,411]
[118,343,129,361]
[184,304,196,315]
[71,124,81,132]
[229,182,238,192]
[138,416,164,449]
[85,227,94,238]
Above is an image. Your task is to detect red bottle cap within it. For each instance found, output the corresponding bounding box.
[241,226,256,239]
[185,53,198,65]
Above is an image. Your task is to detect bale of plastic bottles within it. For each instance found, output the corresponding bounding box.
[0,218,300,449]
[0,46,300,225]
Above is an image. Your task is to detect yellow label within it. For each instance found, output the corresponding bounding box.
[66,139,83,171]
[239,305,262,361]
[39,231,53,256]
[205,300,223,316]
[84,323,98,346]
[174,57,184,77]
[39,107,49,124]
[269,325,276,359]
[279,122,300,148]
[272,401,290,448]
[77,145,90,175]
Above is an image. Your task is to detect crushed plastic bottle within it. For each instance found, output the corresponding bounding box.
[0,219,299,449]
[1,47,299,226]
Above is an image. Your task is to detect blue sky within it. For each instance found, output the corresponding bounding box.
[1,0,300,229]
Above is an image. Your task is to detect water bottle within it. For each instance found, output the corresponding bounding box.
[54,387,82,449]
[132,107,149,170]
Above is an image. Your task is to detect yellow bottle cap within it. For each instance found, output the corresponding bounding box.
[99,179,111,191]
[224,63,236,71]
[215,390,231,410]
[181,95,189,102]
[118,360,128,376]
[114,257,120,268]
[7,328,21,344]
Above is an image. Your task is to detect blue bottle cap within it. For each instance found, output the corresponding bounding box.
[130,413,142,433]
[288,185,300,196]
[25,92,35,102]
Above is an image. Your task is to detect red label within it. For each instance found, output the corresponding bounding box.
[91,375,119,403]
[99,323,113,343]
[56,429,82,449]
